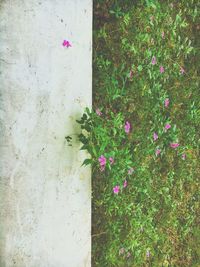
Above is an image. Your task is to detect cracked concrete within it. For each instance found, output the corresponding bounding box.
[0,0,92,266]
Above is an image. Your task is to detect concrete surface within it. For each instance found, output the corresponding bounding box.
[0,0,92,266]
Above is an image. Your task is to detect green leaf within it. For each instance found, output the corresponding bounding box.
[85,107,90,115]
[112,94,121,100]
[80,144,88,150]
[76,119,83,124]
[82,113,87,120]
[81,159,92,166]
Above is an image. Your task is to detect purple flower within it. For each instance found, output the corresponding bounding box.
[146,250,150,258]
[170,143,179,148]
[161,31,165,39]
[164,98,170,108]
[156,149,161,156]
[180,67,185,74]
[113,185,120,194]
[182,153,186,160]
[125,121,131,134]
[62,40,72,48]
[153,132,158,141]
[98,155,106,166]
[98,155,106,171]
[109,157,114,165]
[165,123,171,131]
[96,108,102,116]
[151,56,156,65]
[160,66,165,73]
[123,180,128,188]
[128,168,134,175]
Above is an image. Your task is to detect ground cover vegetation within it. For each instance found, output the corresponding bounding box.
[77,0,200,266]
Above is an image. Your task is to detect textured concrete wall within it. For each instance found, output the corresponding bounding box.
[0,1,91,266]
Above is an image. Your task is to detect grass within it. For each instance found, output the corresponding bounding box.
[77,0,200,266]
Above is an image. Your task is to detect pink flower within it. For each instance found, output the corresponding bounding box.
[109,157,114,165]
[153,132,158,141]
[180,67,185,74]
[170,143,179,148]
[129,69,133,79]
[182,153,186,160]
[98,155,106,167]
[128,167,134,175]
[123,180,128,188]
[62,40,72,48]
[96,108,102,116]
[164,98,170,108]
[125,121,131,134]
[156,149,161,156]
[151,56,156,65]
[165,123,171,131]
[113,185,120,194]
[160,66,165,73]
[161,31,165,39]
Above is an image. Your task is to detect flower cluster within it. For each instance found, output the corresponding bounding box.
[151,56,185,76]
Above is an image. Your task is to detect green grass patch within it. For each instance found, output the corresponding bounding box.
[78,0,200,266]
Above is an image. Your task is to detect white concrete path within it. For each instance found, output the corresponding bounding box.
[0,1,92,266]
